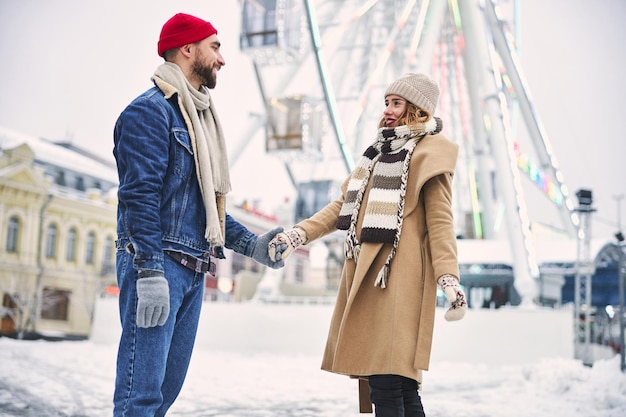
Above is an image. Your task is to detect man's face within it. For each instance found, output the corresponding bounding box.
[191,35,225,89]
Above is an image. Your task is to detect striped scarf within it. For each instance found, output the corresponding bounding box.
[337,117,442,288]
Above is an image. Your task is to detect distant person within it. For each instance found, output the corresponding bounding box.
[112,13,283,416]
[269,73,467,416]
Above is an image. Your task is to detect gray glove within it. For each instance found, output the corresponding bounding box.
[251,226,285,269]
[136,275,170,328]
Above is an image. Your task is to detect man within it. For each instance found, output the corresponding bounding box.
[112,13,283,416]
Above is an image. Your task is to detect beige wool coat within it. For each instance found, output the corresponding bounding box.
[296,133,460,382]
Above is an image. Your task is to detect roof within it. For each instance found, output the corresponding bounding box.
[0,126,118,185]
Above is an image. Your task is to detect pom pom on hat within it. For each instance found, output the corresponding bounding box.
[158,13,218,57]
[385,73,440,116]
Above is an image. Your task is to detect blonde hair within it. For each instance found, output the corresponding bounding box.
[378,101,431,129]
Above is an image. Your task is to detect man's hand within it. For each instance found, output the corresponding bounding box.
[136,275,170,328]
[251,227,285,269]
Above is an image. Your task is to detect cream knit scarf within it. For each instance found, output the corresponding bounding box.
[152,62,231,247]
[337,117,442,288]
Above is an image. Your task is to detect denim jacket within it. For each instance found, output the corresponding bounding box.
[113,85,258,273]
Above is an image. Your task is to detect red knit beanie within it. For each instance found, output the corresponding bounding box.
[158,13,218,57]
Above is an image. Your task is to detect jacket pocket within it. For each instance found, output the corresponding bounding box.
[171,129,194,179]
[173,128,193,155]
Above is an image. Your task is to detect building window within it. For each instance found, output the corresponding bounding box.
[45,224,58,259]
[85,232,96,264]
[40,287,70,321]
[56,170,66,186]
[6,216,19,253]
[104,236,114,261]
[66,228,77,262]
[102,235,115,275]
[75,176,85,191]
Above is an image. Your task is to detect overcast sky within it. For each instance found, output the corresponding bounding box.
[0,0,625,239]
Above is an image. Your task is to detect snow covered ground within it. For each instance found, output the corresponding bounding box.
[1,298,625,417]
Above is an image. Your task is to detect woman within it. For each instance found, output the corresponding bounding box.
[269,73,467,416]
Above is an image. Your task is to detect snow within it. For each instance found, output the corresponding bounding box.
[1,299,625,417]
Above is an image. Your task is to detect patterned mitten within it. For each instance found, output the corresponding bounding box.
[268,228,307,262]
[438,275,467,321]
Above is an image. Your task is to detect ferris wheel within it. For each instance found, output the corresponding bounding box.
[237,0,579,303]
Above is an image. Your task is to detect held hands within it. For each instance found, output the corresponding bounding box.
[268,227,307,262]
[136,274,170,328]
[438,275,467,321]
[251,226,285,269]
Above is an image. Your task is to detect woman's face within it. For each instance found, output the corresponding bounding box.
[383,94,407,128]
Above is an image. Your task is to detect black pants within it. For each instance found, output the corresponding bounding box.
[368,374,426,417]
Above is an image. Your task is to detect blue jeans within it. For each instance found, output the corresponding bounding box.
[113,251,205,417]
[368,374,426,417]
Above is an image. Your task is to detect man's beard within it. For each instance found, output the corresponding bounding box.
[192,59,217,89]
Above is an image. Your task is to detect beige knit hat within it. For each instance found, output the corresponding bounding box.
[384,73,440,116]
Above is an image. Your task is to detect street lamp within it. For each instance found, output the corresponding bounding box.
[576,189,593,208]
[574,189,595,366]
[615,226,626,372]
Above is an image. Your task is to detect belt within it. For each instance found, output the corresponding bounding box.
[165,250,216,276]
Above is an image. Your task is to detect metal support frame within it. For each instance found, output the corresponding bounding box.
[303,0,353,174]
[237,0,580,307]
[482,0,577,236]
[458,0,539,303]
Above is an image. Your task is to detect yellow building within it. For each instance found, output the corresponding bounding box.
[0,127,117,340]
[0,126,340,339]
